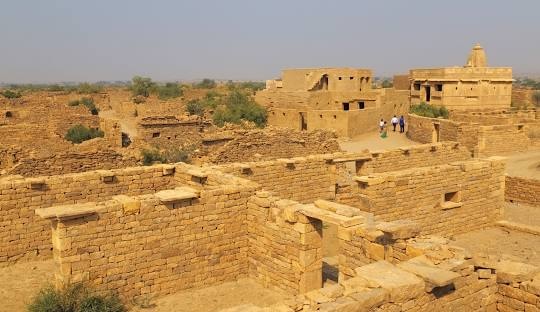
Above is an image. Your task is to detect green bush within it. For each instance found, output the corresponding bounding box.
[77,83,103,94]
[65,125,104,144]
[410,102,449,119]
[68,98,99,115]
[212,91,267,127]
[226,81,265,92]
[1,90,22,99]
[130,76,156,97]
[48,84,66,92]
[141,147,193,165]
[141,149,164,165]
[186,100,205,116]
[27,283,125,312]
[193,78,216,89]
[157,82,183,100]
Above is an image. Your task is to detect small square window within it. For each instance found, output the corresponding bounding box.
[358,102,365,109]
[435,84,443,91]
[338,77,342,80]
[350,77,354,80]
[152,132,160,138]
[444,191,460,203]
[342,103,349,111]
[413,83,421,91]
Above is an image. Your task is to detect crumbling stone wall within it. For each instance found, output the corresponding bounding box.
[505,175,540,206]
[207,128,340,164]
[4,150,138,177]
[0,165,178,265]
[247,192,322,294]
[137,116,210,148]
[350,158,506,236]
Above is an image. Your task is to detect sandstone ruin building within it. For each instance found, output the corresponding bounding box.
[255,68,409,137]
[409,44,513,110]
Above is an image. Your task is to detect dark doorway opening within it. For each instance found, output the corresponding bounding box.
[299,112,307,131]
[425,85,431,102]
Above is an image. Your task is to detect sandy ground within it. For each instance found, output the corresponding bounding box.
[503,149,540,179]
[339,130,419,153]
[100,109,139,138]
[452,227,540,267]
[503,202,540,227]
[0,260,55,312]
[130,278,290,312]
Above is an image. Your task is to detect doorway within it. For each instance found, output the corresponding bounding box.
[299,112,307,131]
[425,85,431,102]
[432,123,440,142]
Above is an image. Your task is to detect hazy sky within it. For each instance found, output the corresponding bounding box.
[1,0,538,83]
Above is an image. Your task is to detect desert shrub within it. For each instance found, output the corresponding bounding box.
[157,82,183,100]
[27,283,125,312]
[65,125,104,144]
[1,90,22,99]
[186,100,205,116]
[132,96,146,104]
[141,149,164,165]
[227,81,265,92]
[77,83,103,94]
[131,76,155,97]
[381,79,393,88]
[48,84,66,92]
[68,98,99,115]
[193,78,216,89]
[141,147,193,165]
[212,91,267,127]
[410,102,448,119]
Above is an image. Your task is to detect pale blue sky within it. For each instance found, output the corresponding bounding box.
[0,0,538,83]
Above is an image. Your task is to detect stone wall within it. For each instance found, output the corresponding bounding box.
[206,128,340,164]
[4,150,138,177]
[46,179,257,300]
[137,116,210,149]
[214,155,338,204]
[0,165,178,265]
[477,124,531,157]
[358,142,471,174]
[247,192,322,294]
[349,158,506,236]
[505,175,540,206]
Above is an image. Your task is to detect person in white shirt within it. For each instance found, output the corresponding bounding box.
[391,115,399,132]
[379,119,384,133]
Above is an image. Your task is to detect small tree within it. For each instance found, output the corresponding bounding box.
[212,90,267,127]
[186,100,205,116]
[193,78,216,89]
[77,83,103,94]
[157,82,183,100]
[1,90,22,99]
[131,76,155,97]
[532,91,540,107]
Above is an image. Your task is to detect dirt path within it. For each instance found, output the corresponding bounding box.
[130,278,290,312]
[503,202,540,227]
[0,260,55,312]
[339,131,419,153]
[452,227,540,266]
[100,109,139,138]
[504,150,540,179]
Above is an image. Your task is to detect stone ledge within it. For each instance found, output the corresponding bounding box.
[155,187,200,204]
[35,203,104,221]
[496,220,540,236]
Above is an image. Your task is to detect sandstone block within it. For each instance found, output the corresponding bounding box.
[354,260,425,302]
[496,260,540,283]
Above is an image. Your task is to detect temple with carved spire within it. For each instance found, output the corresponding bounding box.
[409,44,512,109]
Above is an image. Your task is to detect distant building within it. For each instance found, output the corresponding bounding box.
[255,68,409,137]
[409,44,513,109]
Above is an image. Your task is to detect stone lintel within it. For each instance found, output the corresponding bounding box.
[35,203,103,221]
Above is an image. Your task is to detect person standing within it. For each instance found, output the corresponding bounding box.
[379,119,384,133]
[399,115,405,133]
[391,115,398,132]
[380,121,388,138]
